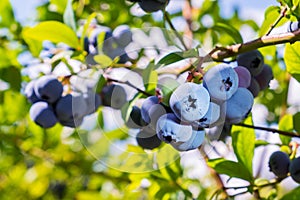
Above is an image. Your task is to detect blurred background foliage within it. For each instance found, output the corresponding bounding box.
[0,0,300,199]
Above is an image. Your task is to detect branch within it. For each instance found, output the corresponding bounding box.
[208,29,300,62]
[235,123,300,138]
[265,7,288,36]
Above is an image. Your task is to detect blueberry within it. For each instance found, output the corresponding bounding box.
[59,116,84,128]
[136,128,162,150]
[171,128,205,151]
[55,93,88,127]
[203,64,239,102]
[138,0,169,12]
[141,96,168,130]
[237,50,264,76]
[247,78,261,98]
[112,25,132,47]
[30,101,58,128]
[169,82,210,122]
[268,151,290,179]
[101,84,127,109]
[234,66,251,88]
[193,102,220,128]
[289,157,300,183]
[24,80,40,103]
[254,64,273,90]
[288,21,300,32]
[156,113,193,144]
[126,106,148,129]
[34,75,63,103]
[225,88,254,124]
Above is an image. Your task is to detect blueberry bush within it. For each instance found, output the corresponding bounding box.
[1,0,300,199]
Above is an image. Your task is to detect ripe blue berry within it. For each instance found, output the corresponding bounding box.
[112,25,132,47]
[289,157,300,183]
[225,88,254,124]
[193,102,220,128]
[101,84,127,109]
[156,113,193,144]
[254,64,273,90]
[169,82,210,122]
[234,66,251,88]
[24,80,40,103]
[138,0,169,12]
[30,101,58,128]
[141,96,168,130]
[126,106,148,129]
[268,151,290,179]
[34,75,63,103]
[136,128,162,150]
[237,50,264,76]
[203,64,239,102]
[171,128,205,151]
[55,93,88,127]
[247,78,261,98]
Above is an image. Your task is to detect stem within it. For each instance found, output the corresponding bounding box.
[235,123,300,138]
[199,148,229,199]
[164,11,189,50]
[105,76,153,97]
[208,29,300,62]
[265,7,288,36]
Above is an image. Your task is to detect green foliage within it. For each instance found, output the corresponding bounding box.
[284,42,300,82]
[1,0,300,199]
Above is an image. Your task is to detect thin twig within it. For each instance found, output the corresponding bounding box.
[199,147,229,199]
[105,77,153,97]
[235,123,300,138]
[164,11,189,50]
[265,7,288,36]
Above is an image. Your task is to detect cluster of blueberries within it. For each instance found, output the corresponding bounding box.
[24,75,101,128]
[236,50,274,98]
[126,50,274,151]
[268,151,300,183]
[24,74,128,128]
[84,24,132,64]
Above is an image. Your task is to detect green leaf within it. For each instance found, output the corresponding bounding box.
[259,6,287,36]
[95,74,107,93]
[0,0,16,27]
[97,107,104,129]
[80,12,97,51]
[207,158,253,181]
[0,67,21,91]
[157,49,198,66]
[293,112,300,133]
[279,114,293,145]
[255,140,270,147]
[93,55,113,67]
[231,117,255,182]
[49,0,68,13]
[63,0,76,31]
[280,186,300,200]
[212,22,243,44]
[142,62,158,95]
[284,42,300,82]
[22,21,80,54]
